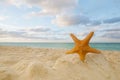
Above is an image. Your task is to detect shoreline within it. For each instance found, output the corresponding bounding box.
[0,45,120,51]
[0,42,120,51]
[0,46,120,80]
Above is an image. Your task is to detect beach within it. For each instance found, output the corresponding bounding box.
[0,46,120,80]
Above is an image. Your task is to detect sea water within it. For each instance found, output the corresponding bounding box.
[0,42,120,50]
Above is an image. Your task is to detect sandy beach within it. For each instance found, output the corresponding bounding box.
[0,46,120,80]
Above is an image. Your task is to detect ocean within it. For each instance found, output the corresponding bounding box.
[0,42,120,50]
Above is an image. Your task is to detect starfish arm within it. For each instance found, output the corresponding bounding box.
[66,48,75,54]
[78,51,87,62]
[83,32,94,45]
[87,47,101,54]
[70,33,79,43]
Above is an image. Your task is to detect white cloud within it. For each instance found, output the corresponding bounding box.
[0,16,8,21]
[0,24,120,42]
[52,14,90,26]
[1,0,29,7]
[0,0,78,14]
[25,0,78,14]
[0,24,69,42]
[25,11,54,19]
[97,26,120,39]
[24,0,78,19]
[22,26,51,33]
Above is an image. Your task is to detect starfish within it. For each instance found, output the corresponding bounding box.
[66,32,101,62]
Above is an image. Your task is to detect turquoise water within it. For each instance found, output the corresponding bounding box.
[0,42,120,50]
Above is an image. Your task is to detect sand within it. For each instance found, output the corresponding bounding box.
[0,46,119,80]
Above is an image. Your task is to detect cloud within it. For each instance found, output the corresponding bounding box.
[52,14,120,27]
[0,28,26,38]
[25,0,78,14]
[1,0,120,27]
[26,27,51,32]
[52,15,120,26]
[0,25,68,41]
[0,0,22,6]
[101,28,120,32]
[0,16,8,21]
[90,20,102,26]
[0,28,7,35]
[103,17,120,24]
[52,14,90,26]
[1,0,78,14]
[25,11,55,19]
[97,27,120,39]
[101,32,120,39]
[0,24,120,42]
[0,0,10,4]
[24,0,78,19]
[23,27,68,40]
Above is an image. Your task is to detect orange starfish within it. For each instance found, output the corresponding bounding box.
[66,32,101,62]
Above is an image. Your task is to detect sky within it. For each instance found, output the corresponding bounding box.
[0,0,120,42]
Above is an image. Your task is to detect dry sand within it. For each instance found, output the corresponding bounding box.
[0,46,120,80]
